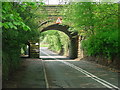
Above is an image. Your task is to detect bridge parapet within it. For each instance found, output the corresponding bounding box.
[38,5,64,27]
[43,5,63,19]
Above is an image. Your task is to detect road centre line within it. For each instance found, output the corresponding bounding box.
[41,50,120,90]
[61,61,119,89]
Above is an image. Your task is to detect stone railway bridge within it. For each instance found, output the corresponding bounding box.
[28,5,82,59]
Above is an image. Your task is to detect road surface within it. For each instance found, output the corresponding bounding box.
[40,47,119,89]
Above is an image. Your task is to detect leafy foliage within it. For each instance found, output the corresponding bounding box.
[62,2,118,59]
[40,30,70,55]
[2,2,45,80]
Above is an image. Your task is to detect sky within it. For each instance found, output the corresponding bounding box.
[44,0,59,5]
[42,0,66,5]
[3,0,119,3]
[41,0,120,5]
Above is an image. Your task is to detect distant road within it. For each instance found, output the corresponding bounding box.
[40,47,119,89]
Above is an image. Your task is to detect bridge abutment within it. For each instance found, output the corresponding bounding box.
[69,36,79,59]
[29,40,39,58]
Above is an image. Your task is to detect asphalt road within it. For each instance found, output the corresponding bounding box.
[3,59,46,88]
[40,47,119,89]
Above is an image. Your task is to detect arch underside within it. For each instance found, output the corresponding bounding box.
[40,24,77,38]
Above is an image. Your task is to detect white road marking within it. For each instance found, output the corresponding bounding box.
[41,50,120,90]
[41,59,49,88]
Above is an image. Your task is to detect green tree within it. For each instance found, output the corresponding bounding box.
[2,2,46,80]
[40,30,70,55]
[62,2,118,61]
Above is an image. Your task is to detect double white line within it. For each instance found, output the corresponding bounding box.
[41,50,120,90]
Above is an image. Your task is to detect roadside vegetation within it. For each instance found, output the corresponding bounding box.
[40,30,70,56]
[2,2,46,80]
[62,2,119,69]
[62,2,118,59]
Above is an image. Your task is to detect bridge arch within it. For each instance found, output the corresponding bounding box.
[40,24,78,59]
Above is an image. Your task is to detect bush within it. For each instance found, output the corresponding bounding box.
[81,30,118,59]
